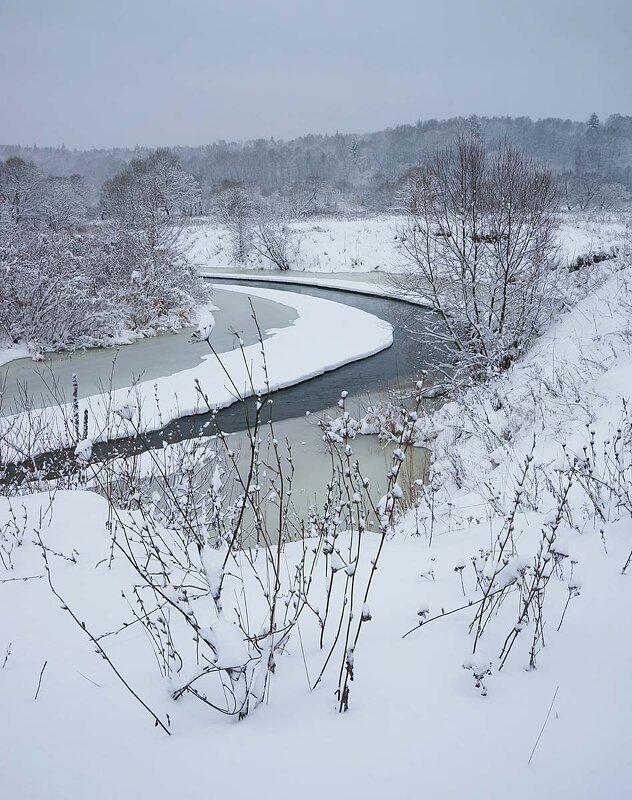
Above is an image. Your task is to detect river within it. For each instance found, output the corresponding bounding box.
[2,280,447,513]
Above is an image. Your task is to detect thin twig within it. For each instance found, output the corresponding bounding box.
[34,660,48,700]
[402,585,510,639]
[528,685,559,765]
[36,531,171,735]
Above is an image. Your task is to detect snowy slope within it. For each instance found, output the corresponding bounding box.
[0,487,629,800]
[1,250,632,799]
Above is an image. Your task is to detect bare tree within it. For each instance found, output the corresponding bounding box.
[212,186,256,263]
[250,200,298,271]
[394,136,560,376]
[562,170,603,211]
[0,157,43,226]
[563,172,631,212]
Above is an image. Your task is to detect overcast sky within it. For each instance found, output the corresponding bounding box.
[1,0,630,149]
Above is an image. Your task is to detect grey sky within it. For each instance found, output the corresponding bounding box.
[1,0,630,149]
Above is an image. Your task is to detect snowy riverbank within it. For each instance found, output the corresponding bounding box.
[199,268,407,300]
[0,343,31,368]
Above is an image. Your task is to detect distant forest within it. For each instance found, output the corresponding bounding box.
[2,114,632,214]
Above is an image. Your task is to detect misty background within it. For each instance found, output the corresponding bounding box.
[0,0,631,220]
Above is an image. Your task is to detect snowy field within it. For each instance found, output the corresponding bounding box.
[185,211,630,273]
[2,484,629,800]
[2,226,632,798]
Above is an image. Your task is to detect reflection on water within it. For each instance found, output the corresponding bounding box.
[232,409,428,527]
[137,406,429,545]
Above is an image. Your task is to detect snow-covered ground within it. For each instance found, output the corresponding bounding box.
[0,284,393,460]
[0,342,31,368]
[2,229,632,797]
[3,485,629,800]
[185,212,630,274]
[186,215,400,273]
[556,212,630,261]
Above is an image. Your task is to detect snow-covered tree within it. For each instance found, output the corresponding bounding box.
[101,149,200,237]
[212,186,256,263]
[395,136,560,376]
[0,151,209,354]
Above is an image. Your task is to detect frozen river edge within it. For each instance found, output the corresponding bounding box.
[1,283,393,460]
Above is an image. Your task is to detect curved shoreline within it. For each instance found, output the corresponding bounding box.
[0,287,297,408]
[198,269,431,307]
[1,283,393,460]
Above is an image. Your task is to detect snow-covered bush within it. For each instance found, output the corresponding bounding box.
[82,386,421,719]
[249,205,299,271]
[0,224,209,353]
[400,242,632,676]
[0,226,120,351]
[2,346,423,722]
[0,151,210,354]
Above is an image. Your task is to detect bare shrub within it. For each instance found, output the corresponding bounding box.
[6,321,423,723]
[250,204,298,271]
[393,135,561,377]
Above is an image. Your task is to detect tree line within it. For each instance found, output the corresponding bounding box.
[2,113,631,214]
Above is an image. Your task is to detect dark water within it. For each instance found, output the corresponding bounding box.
[2,280,447,482]
[209,279,446,425]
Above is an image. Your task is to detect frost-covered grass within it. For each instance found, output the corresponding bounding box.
[185,215,399,273]
[2,232,632,797]
[557,210,630,261]
[185,211,630,274]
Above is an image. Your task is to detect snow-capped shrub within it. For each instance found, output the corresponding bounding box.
[0,152,211,355]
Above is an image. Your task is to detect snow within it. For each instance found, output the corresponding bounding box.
[185,212,630,275]
[193,310,216,342]
[198,268,402,300]
[2,215,632,798]
[1,480,631,798]
[557,212,629,261]
[113,398,138,422]
[73,438,93,463]
[186,215,401,274]
[1,284,393,459]
[0,342,32,368]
